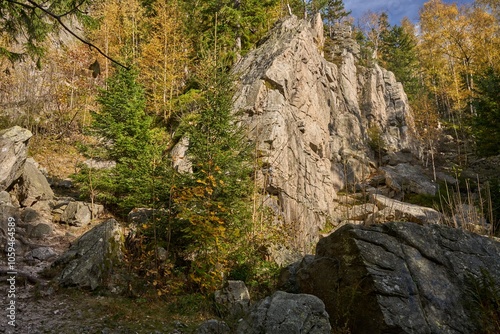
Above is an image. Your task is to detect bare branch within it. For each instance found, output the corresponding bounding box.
[22,0,130,70]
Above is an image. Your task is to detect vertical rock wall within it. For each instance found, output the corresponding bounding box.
[232,15,416,256]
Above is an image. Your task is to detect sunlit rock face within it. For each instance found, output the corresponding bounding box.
[232,14,416,256]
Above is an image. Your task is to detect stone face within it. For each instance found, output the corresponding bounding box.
[214,280,251,319]
[366,193,442,225]
[381,163,437,196]
[294,222,500,334]
[60,201,104,226]
[0,126,32,191]
[232,15,416,249]
[29,247,57,261]
[236,291,331,334]
[54,219,122,290]
[28,223,53,239]
[171,136,192,173]
[0,191,11,205]
[196,320,231,334]
[19,159,54,207]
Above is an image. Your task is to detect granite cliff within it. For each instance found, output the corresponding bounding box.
[232,14,417,254]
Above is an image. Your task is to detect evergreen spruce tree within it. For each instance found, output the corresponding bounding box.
[472,67,500,157]
[75,66,162,215]
[172,59,254,292]
[379,21,420,101]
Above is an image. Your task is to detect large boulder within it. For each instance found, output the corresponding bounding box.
[366,193,442,225]
[380,163,437,196]
[294,222,500,333]
[59,201,104,227]
[53,219,122,289]
[18,159,54,206]
[236,291,331,334]
[0,126,32,191]
[214,280,251,320]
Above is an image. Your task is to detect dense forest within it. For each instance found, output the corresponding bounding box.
[1,0,500,295]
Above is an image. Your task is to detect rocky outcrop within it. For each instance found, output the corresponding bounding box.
[54,219,122,289]
[18,159,54,206]
[196,320,231,334]
[59,201,104,227]
[236,291,331,334]
[232,15,416,250]
[214,280,251,320]
[0,126,32,191]
[366,193,442,225]
[288,222,500,333]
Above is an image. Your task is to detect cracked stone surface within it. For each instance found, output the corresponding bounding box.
[236,290,331,334]
[232,15,417,253]
[293,222,500,333]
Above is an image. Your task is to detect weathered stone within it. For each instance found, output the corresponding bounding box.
[277,255,315,293]
[339,203,377,221]
[0,126,32,191]
[83,158,116,170]
[381,163,437,196]
[29,247,57,261]
[60,201,104,226]
[196,320,230,334]
[0,191,11,205]
[127,207,166,225]
[214,280,251,319]
[54,219,123,290]
[236,291,331,334]
[28,223,53,239]
[295,222,500,333]
[232,15,417,250]
[366,193,442,225]
[21,207,42,223]
[171,136,192,173]
[19,159,54,206]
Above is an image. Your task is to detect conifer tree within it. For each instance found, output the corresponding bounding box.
[172,59,253,292]
[472,67,500,157]
[75,66,162,215]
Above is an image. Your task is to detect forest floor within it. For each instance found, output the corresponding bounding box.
[0,281,214,334]
[1,134,216,334]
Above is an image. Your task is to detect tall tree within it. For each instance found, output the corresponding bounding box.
[172,58,254,292]
[139,0,190,121]
[181,0,280,63]
[322,0,352,38]
[359,11,390,61]
[379,18,420,100]
[472,67,500,156]
[75,65,162,214]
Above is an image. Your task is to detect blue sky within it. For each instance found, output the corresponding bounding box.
[344,0,473,25]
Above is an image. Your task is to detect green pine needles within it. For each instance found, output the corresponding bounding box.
[74,66,165,215]
[172,59,255,292]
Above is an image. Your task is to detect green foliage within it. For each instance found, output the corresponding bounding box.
[464,268,500,333]
[367,125,385,153]
[472,67,500,157]
[74,65,168,216]
[180,0,279,62]
[379,23,420,101]
[171,59,255,293]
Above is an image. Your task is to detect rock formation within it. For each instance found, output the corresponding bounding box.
[232,14,417,251]
[54,219,122,290]
[0,126,32,191]
[237,290,331,334]
[281,222,500,333]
